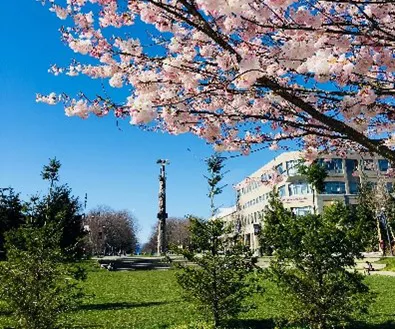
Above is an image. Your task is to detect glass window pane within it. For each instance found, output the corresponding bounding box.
[278,185,286,197]
[286,160,298,176]
[379,159,389,172]
[324,182,346,194]
[276,163,285,174]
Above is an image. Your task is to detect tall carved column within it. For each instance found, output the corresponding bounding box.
[157,159,169,255]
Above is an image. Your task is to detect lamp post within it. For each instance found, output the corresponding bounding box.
[157,159,169,256]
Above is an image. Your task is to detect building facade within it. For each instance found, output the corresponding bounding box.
[225,151,393,253]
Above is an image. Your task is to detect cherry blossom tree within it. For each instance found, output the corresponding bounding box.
[37,0,395,162]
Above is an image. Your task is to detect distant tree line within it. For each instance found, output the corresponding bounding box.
[84,206,138,256]
[0,158,139,260]
[142,217,191,254]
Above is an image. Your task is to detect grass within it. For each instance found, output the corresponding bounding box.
[376,257,395,271]
[1,264,395,328]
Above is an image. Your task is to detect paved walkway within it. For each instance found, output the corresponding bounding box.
[94,255,395,276]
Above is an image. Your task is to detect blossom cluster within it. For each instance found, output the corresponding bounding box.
[38,0,395,161]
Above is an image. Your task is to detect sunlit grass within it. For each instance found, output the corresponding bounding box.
[1,263,395,328]
[376,257,395,272]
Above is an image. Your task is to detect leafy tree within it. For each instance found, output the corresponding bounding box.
[0,188,25,259]
[297,160,328,214]
[260,194,372,329]
[0,159,85,261]
[205,153,228,217]
[176,217,258,328]
[32,184,85,260]
[0,220,85,329]
[41,157,61,189]
[175,154,259,328]
[39,1,395,161]
[34,158,86,260]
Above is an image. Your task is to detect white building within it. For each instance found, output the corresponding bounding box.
[222,151,393,253]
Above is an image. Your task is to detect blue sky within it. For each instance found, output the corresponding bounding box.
[0,1,284,243]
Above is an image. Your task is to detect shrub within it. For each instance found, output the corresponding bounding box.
[260,194,373,329]
[0,222,85,329]
[175,217,259,328]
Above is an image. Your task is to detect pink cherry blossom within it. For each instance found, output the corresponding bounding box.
[36,92,59,105]
[37,0,395,163]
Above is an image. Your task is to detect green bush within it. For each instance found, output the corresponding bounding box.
[0,222,85,329]
[175,217,259,328]
[261,194,373,329]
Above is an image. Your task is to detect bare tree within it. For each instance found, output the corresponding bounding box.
[84,206,138,256]
[142,217,191,254]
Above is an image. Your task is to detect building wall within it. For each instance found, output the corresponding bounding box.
[211,206,237,228]
[224,151,394,253]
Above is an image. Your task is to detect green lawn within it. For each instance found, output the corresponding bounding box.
[1,265,395,329]
[376,257,395,272]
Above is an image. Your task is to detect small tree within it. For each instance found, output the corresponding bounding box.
[0,188,25,259]
[297,160,328,214]
[205,153,228,217]
[176,217,258,328]
[41,157,61,189]
[36,158,86,260]
[260,194,372,329]
[175,154,258,328]
[0,220,85,329]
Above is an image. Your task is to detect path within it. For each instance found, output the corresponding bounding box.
[94,254,395,276]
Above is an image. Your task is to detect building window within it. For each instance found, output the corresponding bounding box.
[292,206,312,216]
[278,185,286,197]
[286,160,299,176]
[349,181,359,194]
[386,183,393,193]
[323,181,346,194]
[379,159,389,172]
[261,173,273,182]
[346,159,358,174]
[276,163,286,175]
[288,182,312,195]
[320,158,343,173]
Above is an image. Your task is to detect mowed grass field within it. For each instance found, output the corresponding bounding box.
[1,263,395,329]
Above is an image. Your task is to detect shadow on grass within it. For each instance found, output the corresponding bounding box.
[0,309,12,316]
[227,319,276,329]
[230,319,395,329]
[71,325,104,329]
[79,301,171,311]
[349,320,395,329]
